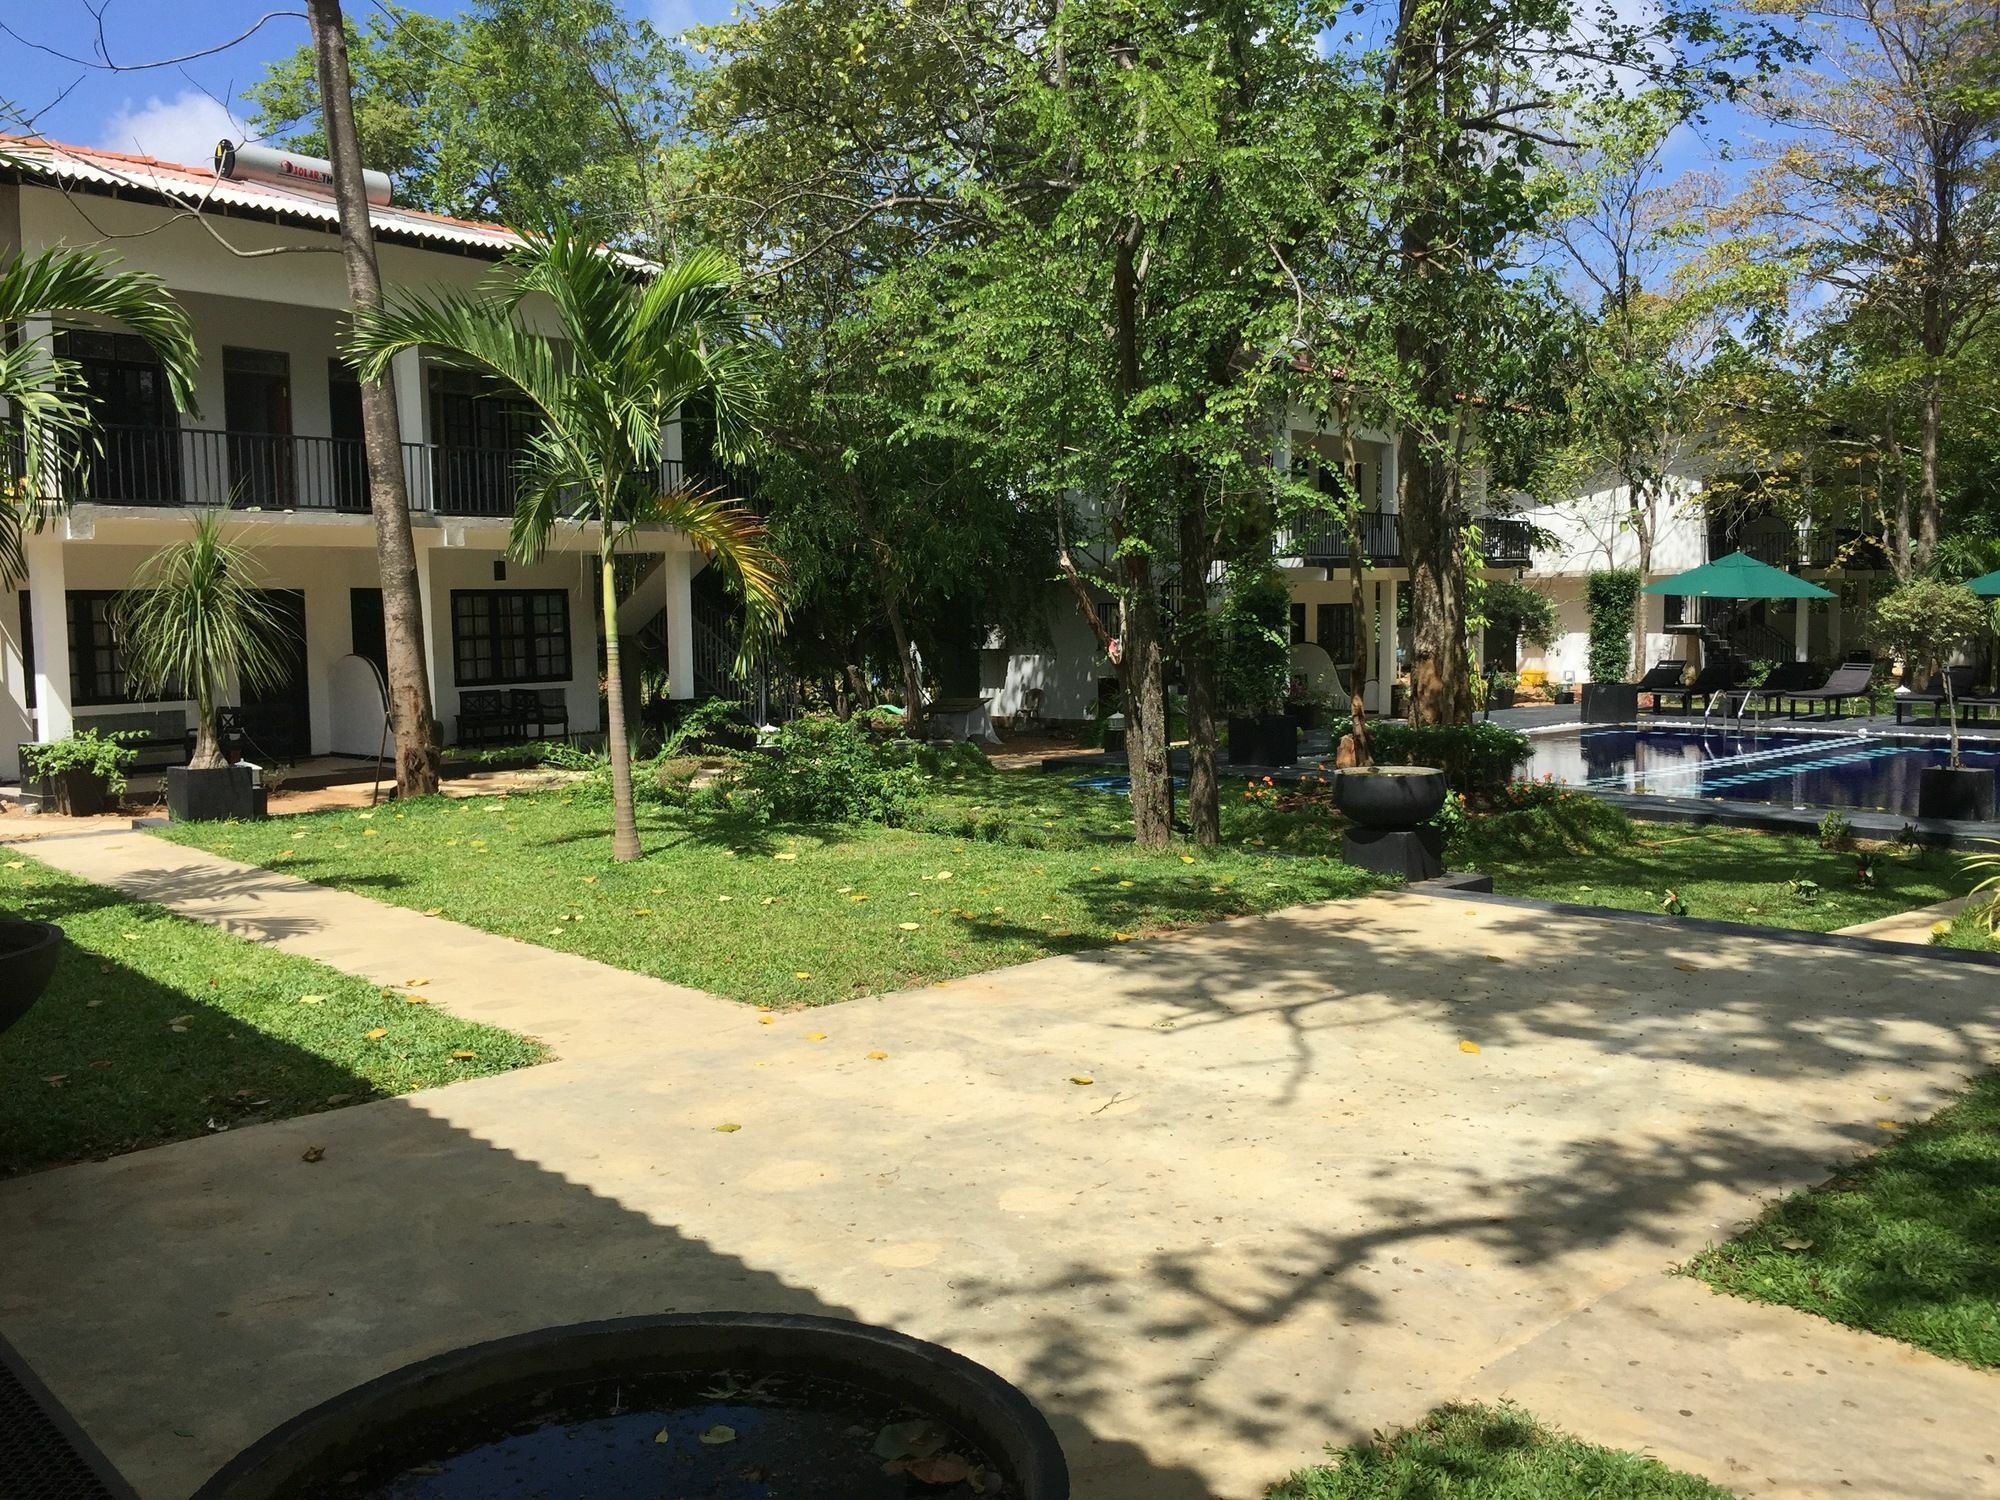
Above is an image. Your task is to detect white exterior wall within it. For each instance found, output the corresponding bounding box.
[1519,472,1709,578]
[0,174,694,782]
[984,593,1108,722]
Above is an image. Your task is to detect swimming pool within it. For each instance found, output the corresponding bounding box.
[1523,728,2000,817]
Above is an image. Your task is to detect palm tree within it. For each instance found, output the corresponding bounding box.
[1,243,199,583]
[346,223,785,861]
[117,512,291,769]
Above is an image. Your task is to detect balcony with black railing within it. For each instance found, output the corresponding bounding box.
[1282,509,1536,568]
[13,425,717,522]
[1715,521,1889,573]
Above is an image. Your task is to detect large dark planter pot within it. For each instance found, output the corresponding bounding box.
[1226,714,1299,767]
[37,768,113,816]
[1333,765,1448,829]
[0,921,63,1036]
[193,1313,1069,1500]
[1918,766,1996,822]
[1580,682,1639,724]
[1290,702,1322,731]
[1490,687,1517,710]
[1552,686,1576,706]
[166,765,260,822]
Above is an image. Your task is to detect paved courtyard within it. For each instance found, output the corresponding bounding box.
[3,831,1998,1498]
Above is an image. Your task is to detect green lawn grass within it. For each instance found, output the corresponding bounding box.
[0,854,546,1177]
[156,772,1378,1008]
[1270,1403,1734,1498]
[1478,823,1988,938]
[1686,1072,2000,1369]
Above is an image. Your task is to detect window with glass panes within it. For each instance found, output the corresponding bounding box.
[67,591,130,704]
[451,589,571,686]
[1316,602,1356,662]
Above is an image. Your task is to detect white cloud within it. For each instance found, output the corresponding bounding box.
[98,91,242,168]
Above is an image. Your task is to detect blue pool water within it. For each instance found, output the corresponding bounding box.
[1525,728,2000,817]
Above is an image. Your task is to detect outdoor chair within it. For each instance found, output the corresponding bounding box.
[1636,658,1688,709]
[1894,666,1976,725]
[457,689,518,746]
[1782,660,1877,719]
[511,688,570,741]
[1725,660,1822,717]
[1652,661,1738,714]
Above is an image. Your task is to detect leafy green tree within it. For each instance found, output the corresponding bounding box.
[0,242,198,583]
[1732,0,2000,574]
[252,0,681,237]
[694,0,1368,845]
[346,225,787,861]
[116,513,291,770]
[1872,578,1993,766]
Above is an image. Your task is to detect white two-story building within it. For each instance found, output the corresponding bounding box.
[2,135,717,784]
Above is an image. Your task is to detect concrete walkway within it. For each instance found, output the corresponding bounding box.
[1834,895,1973,946]
[4,832,1999,1498]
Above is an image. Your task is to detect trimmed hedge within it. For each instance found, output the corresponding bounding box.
[1368,721,1531,794]
[1585,570,1642,683]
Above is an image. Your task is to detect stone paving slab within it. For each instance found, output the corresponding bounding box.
[2,843,1998,1498]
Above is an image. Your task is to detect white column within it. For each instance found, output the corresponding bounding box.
[664,547,695,700]
[1358,577,1379,714]
[1794,598,1810,662]
[1377,578,1399,716]
[25,533,73,743]
[413,533,442,715]
[390,348,427,512]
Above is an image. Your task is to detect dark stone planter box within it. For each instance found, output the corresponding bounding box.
[0,920,63,1036]
[194,1313,1069,1500]
[1552,687,1575,705]
[167,765,261,822]
[1581,682,1639,724]
[1342,825,1446,880]
[1227,714,1298,767]
[1490,687,1517,710]
[34,768,113,816]
[1918,766,1996,822]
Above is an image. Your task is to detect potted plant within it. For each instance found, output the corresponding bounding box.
[1873,579,1997,820]
[1487,670,1518,710]
[1214,567,1298,765]
[116,512,292,822]
[19,727,140,815]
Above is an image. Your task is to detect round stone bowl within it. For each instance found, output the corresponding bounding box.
[0,921,63,1037]
[1333,766,1449,829]
[192,1312,1069,1500]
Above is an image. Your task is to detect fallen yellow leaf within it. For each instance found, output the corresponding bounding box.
[299,994,326,1005]
[581,875,598,884]
[1180,854,1195,864]
[699,1425,737,1445]
[898,922,921,931]
[713,1122,742,1133]
[1458,1039,1481,1054]
[757,1014,775,1025]
[1673,962,1701,973]
[773,851,798,861]
[805,1031,828,1042]
[422,907,444,917]
[365,1027,388,1040]
[1070,1074,1094,1085]
[1112,932,1134,942]
[1779,1236,1814,1251]
[866,1050,889,1060]
[450,1049,476,1060]
[362,828,379,837]
[405,978,429,987]
[1876,1119,1901,1131]
[793,970,812,979]
[405,995,428,1005]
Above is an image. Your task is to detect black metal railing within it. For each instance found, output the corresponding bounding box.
[1479,516,1534,565]
[28,426,725,520]
[1286,509,1402,564]
[1720,523,1889,573]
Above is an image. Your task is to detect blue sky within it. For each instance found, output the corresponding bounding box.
[0,0,729,166]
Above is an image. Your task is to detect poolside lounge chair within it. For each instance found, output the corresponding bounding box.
[1724,660,1822,717]
[1893,666,1976,725]
[1635,659,1688,708]
[1783,659,1876,719]
[1652,661,1738,714]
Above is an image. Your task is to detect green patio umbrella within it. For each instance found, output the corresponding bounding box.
[1641,550,1834,600]
[1966,568,2000,597]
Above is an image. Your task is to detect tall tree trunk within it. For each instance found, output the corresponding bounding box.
[1120,577,1173,847]
[308,0,439,799]
[882,589,924,736]
[1178,494,1218,846]
[600,547,642,861]
[1916,364,1941,572]
[1112,221,1172,845]
[1886,404,1912,582]
[190,676,224,770]
[1338,420,1372,764]
[1397,418,1471,724]
[1631,485,1654,679]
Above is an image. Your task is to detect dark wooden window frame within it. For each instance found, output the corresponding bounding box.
[450,588,572,687]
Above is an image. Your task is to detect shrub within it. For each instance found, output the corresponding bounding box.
[740,714,925,824]
[901,803,1093,850]
[663,697,754,756]
[20,729,142,794]
[1816,809,1853,851]
[1484,579,1560,651]
[1211,565,1294,716]
[1584,570,1642,683]
[1368,721,1530,794]
[1451,788,1634,865]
